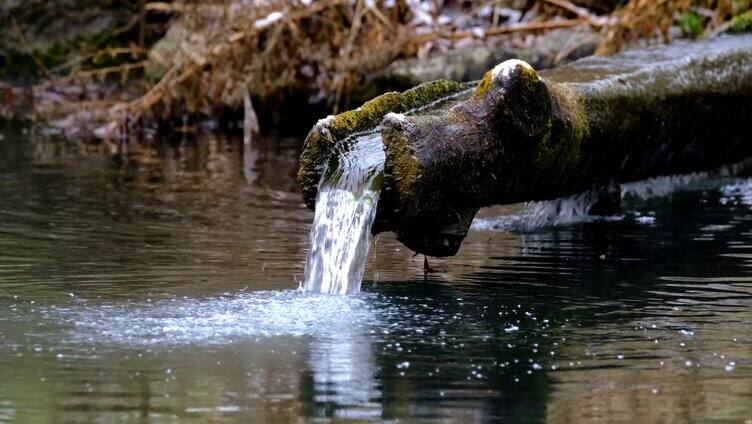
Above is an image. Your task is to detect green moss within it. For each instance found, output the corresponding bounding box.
[473,61,540,100]
[677,10,703,38]
[297,124,335,208]
[473,70,494,99]
[383,120,421,203]
[404,79,470,107]
[517,63,540,82]
[328,92,402,139]
[523,81,589,191]
[547,81,589,142]
[298,79,467,208]
[327,79,465,140]
[728,10,752,34]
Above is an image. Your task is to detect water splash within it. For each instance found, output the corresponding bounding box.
[621,173,710,201]
[472,191,612,232]
[302,132,385,294]
[473,165,752,232]
[720,179,752,205]
[36,291,387,346]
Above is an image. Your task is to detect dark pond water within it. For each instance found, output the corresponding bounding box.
[1,126,751,423]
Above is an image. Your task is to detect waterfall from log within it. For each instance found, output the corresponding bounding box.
[302,132,385,294]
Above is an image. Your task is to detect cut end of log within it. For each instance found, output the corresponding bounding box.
[475,59,538,99]
[297,79,470,209]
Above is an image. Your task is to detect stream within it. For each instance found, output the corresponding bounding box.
[302,131,384,294]
[1,127,752,422]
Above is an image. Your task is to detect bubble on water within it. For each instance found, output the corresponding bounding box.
[40,290,394,346]
[636,215,656,225]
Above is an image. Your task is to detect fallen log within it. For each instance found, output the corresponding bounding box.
[297,79,473,209]
[298,34,752,257]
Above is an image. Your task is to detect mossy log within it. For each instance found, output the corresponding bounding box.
[297,79,472,209]
[298,35,752,257]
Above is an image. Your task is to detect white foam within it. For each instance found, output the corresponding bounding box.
[42,290,386,346]
[473,167,752,232]
[471,190,612,232]
[621,173,709,200]
[720,179,752,205]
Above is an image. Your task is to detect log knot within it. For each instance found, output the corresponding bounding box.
[474,59,553,143]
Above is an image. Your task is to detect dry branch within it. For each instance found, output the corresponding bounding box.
[541,0,611,27]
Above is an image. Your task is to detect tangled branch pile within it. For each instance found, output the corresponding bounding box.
[600,0,752,53]
[15,0,752,137]
[116,0,608,130]
[128,0,409,121]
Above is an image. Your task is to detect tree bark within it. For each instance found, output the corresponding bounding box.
[380,35,752,256]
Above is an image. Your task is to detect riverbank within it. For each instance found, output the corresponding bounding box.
[2,1,750,140]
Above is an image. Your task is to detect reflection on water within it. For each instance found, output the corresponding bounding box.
[1,126,752,422]
[38,291,383,344]
[308,323,381,420]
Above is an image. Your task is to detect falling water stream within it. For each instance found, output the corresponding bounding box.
[299,88,474,295]
[302,131,385,294]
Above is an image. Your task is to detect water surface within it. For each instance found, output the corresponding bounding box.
[1,127,751,422]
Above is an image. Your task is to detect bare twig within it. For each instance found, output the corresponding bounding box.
[49,47,147,74]
[138,0,147,47]
[36,61,148,90]
[543,0,609,28]
[119,0,346,124]
[334,0,367,112]
[412,18,584,44]
[145,2,225,14]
